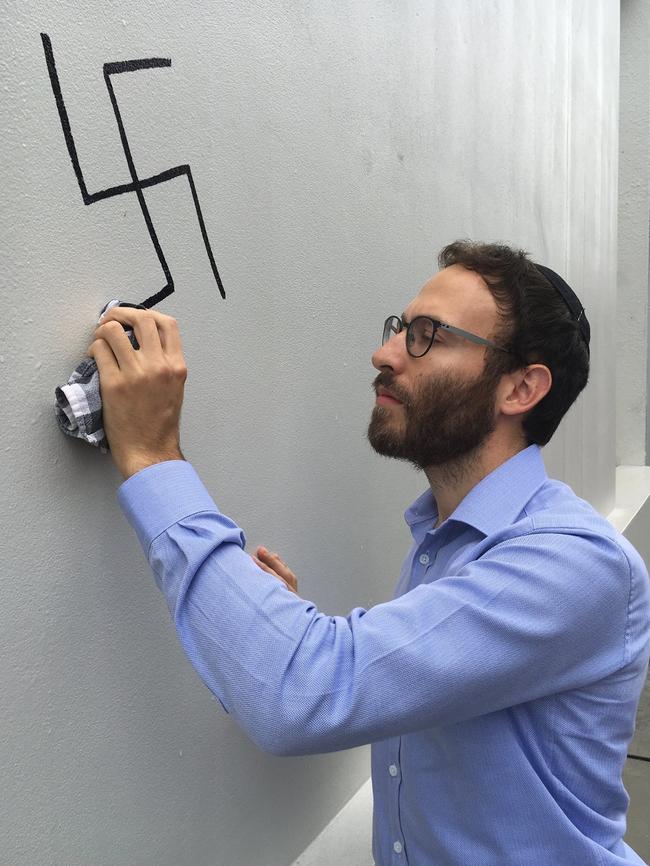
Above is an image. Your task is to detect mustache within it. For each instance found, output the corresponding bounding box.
[372,372,409,406]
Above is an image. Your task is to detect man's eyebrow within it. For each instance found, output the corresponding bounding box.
[401,311,444,324]
[402,311,462,341]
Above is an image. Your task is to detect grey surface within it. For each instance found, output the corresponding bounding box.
[618,0,650,465]
[292,780,374,866]
[629,679,650,758]
[623,759,650,860]
[1,1,636,864]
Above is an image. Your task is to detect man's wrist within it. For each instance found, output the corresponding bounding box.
[117,449,186,481]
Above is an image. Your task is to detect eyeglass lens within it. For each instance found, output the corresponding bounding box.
[382,316,437,357]
[382,316,401,344]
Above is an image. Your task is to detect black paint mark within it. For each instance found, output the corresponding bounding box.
[40,32,225,308]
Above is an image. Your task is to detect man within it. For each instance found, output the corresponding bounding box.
[88,241,650,865]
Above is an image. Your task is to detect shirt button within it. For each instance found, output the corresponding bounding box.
[393,841,403,854]
[389,764,398,776]
[419,553,429,565]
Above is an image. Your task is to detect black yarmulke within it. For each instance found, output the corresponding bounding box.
[533,263,590,354]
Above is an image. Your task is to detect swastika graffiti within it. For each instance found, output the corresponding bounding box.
[40,32,226,309]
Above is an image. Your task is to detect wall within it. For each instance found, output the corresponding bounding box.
[618,0,650,465]
[1,2,625,864]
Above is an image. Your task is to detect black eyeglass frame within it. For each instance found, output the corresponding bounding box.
[382,315,517,358]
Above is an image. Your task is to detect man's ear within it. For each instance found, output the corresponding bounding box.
[499,364,552,417]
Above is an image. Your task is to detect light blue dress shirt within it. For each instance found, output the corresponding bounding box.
[117,444,650,866]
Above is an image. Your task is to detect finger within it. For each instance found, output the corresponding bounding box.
[259,546,285,563]
[273,574,296,593]
[91,320,145,371]
[252,555,274,574]
[252,557,296,593]
[253,556,287,583]
[130,314,163,358]
[259,548,287,571]
[94,314,163,362]
[99,308,184,362]
[87,336,120,377]
[260,549,296,583]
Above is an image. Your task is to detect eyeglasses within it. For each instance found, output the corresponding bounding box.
[382,315,516,358]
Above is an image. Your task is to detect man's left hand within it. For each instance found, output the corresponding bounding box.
[87,307,188,480]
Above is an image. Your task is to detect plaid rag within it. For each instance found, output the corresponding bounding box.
[54,300,146,453]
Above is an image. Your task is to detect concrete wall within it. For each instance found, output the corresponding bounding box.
[1,2,629,864]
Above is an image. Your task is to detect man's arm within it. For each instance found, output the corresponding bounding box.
[118,459,639,756]
[88,308,645,756]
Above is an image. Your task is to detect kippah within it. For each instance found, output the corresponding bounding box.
[533,263,590,355]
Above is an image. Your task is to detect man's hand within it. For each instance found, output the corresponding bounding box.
[252,547,299,595]
[86,307,188,480]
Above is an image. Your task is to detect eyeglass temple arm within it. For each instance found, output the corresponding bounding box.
[439,322,514,354]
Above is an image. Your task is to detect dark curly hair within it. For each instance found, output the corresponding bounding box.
[438,240,590,447]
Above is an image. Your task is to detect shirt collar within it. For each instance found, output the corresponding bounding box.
[404,444,548,537]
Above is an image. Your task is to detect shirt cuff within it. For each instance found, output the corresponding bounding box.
[117,460,220,555]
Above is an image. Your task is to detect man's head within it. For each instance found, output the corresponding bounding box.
[367,240,590,471]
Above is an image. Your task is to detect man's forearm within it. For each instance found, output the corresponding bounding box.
[118,448,185,481]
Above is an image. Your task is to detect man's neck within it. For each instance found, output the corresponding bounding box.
[425,437,528,528]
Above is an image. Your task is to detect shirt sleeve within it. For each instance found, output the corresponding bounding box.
[117,460,633,756]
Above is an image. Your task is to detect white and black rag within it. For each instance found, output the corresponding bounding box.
[54,299,147,453]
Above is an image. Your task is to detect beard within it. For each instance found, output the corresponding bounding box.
[367,364,501,471]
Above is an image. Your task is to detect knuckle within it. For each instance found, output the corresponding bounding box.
[152,367,171,385]
[109,376,128,394]
[158,362,186,384]
[97,321,120,337]
[151,311,176,326]
[100,377,118,395]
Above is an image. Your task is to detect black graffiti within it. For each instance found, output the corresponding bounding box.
[40,32,225,309]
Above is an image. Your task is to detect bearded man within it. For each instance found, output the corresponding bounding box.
[88,240,650,866]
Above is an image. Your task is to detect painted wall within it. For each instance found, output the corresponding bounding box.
[2,2,622,864]
[618,0,650,465]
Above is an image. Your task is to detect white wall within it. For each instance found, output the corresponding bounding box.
[1,2,622,864]
[618,0,650,465]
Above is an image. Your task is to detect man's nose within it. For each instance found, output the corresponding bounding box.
[371,329,408,372]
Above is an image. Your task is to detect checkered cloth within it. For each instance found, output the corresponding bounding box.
[54,299,145,453]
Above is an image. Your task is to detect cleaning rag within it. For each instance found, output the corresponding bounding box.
[54,299,146,453]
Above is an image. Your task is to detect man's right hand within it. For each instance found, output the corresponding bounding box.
[251,547,299,595]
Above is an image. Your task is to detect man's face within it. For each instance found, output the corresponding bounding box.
[367,265,505,470]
